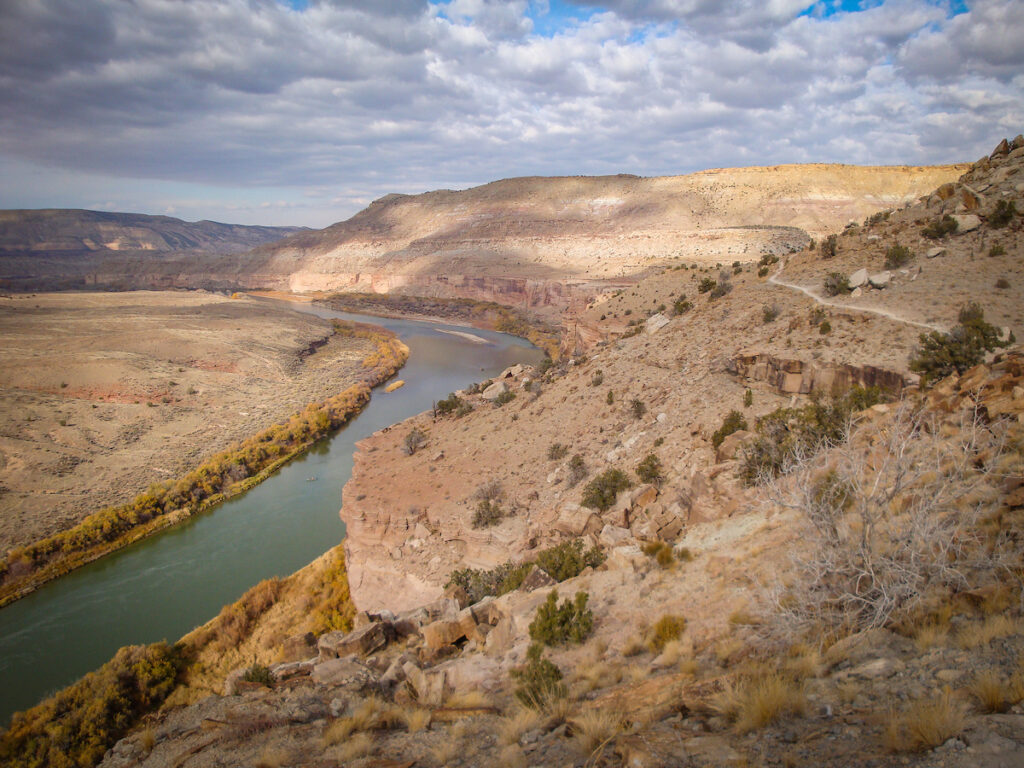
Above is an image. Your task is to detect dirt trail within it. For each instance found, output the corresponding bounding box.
[769,260,946,333]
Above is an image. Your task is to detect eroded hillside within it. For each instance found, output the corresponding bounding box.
[249,164,964,310]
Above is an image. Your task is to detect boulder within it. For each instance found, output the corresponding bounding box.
[481,381,508,401]
[848,268,869,288]
[270,660,315,682]
[318,621,395,660]
[850,287,862,298]
[960,185,983,210]
[420,607,479,650]
[599,524,632,548]
[518,564,557,592]
[484,616,516,656]
[935,182,956,200]
[991,138,1010,158]
[629,484,658,509]
[867,271,891,289]
[645,313,670,334]
[311,657,380,690]
[952,214,981,232]
[926,247,946,258]
[501,364,526,378]
[715,429,750,463]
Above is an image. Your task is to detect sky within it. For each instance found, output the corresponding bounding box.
[0,0,1021,228]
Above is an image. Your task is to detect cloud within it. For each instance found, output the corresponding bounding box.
[0,0,1019,227]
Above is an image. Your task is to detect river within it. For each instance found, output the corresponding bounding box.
[0,302,544,724]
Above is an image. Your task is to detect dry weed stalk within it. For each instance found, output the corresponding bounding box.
[762,402,1017,634]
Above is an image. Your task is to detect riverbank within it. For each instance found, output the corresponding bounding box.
[0,319,408,609]
[320,292,563,360]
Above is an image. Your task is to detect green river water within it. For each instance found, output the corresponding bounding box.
[0,302,543,723]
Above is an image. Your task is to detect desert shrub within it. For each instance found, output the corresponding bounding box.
[446,560,533,604]
[511,643,566,710]
[820,234,837,259]
[529,589,594,646]
[310,546,356,634]
[548,443,569,461]
[743,389,753,408]
[884,243,912,269]
[472,481,505,528]
[403,426,427,455]
[757,265,770,277]
[536,539,605,582]
[673,297,693,315]
[647,614,686,652]
[822,272,850,297]
[605,389,614,405]
[989,199,1017,229]
[630,399,646,419]
[435,392,464,416]
[921,215,958,239]
[732,264,743,275]
[591,370,604,387]
[242,663,274,686]
[819,320,832,335]
[712,410,748,449]
[762,304,780,323]
[698,277,716,294]
[710,275,733,300]
[865,209,891,226]
[758,253,780,267]
[472,499,504,528]
[988,244,1006,257]
[495,390,516,406]
[567,454,588,487]
[739,386,885,485]
[0,642,185,768]
[909,302,1009,384]
[581,468,632,511]
[642,540,675,569]
[636,453,664,485]
[996,277,1010,289]
[809,307,827,327]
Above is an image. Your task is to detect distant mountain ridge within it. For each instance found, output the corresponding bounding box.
[0,209,306,255]
[0,162,965,296]
[0,209,307,291]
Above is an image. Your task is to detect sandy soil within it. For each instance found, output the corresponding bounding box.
[0,291,375,553]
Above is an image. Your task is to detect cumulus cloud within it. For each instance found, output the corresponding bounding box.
[0,0,1020,226]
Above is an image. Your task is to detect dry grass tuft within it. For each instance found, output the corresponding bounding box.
[957,615,1020,649]
[621,635,647,657]
[712,672,806,734]
[885,689,967,752]
[498,745,528,768]
[572,660,625,695]
[499,707,541,747]
[402,706,432,733]
[254,747,290,768]
[322,695,395,746]
[646,614,686,653]
[969,669,1011,713]
[914,622,949,651]
[140,728,155,754]
[570,708,624,757]
[337,732,374,762]
[784,643,824,680]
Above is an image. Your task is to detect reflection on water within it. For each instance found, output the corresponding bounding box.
[0,304,543,722]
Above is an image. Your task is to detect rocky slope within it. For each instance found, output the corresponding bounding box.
[0,210,305,291]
